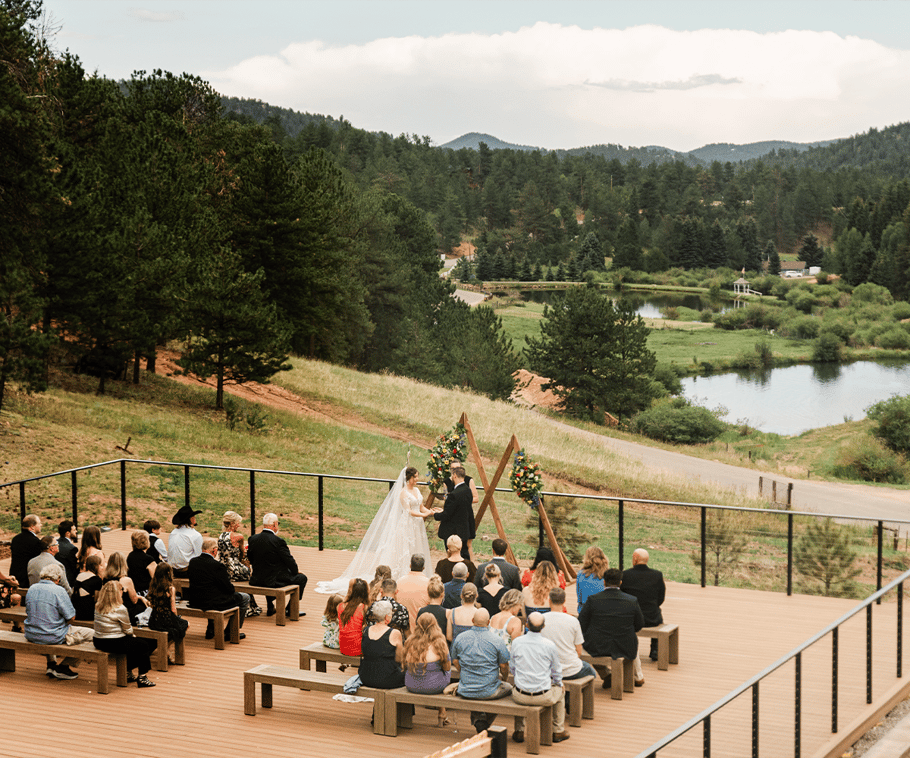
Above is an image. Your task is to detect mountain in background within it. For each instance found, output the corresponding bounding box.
[437,132,540,152]
[689,140,837,163]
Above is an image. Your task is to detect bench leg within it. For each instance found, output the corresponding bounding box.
[567,686,581,727]
[623,658,634,693]
[610,659,623,700]
[244,673,257,715]
[372,691,386,735]
[382,695,399,736]
[213,616,226,650]
[299,650,310,670]
[229,610,240,644]
[525,708,541,755]
[275,591,287,626]
[174,636,186,666]
[96,656,110,695]
[115,655,128,687]
[669,629,679,665]
[657,635,669,670]
[152,638,168,672]
[261,682,273,709]
[582,679,594,720]
[288,589,300,622]
[0,649,14,672]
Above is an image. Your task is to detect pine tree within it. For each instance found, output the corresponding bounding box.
[764,240,781,275]
[690,510,747,586]
[794,518,861,596]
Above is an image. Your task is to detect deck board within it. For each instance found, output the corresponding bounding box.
[1,530,907,758]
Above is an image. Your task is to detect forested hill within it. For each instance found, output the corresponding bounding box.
[438,132,539,152]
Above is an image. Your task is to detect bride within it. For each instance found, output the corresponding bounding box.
[316,467,440,594]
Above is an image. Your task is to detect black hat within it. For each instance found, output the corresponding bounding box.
[172,505,203,526]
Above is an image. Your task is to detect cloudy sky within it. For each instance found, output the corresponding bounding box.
[44,0,910,152]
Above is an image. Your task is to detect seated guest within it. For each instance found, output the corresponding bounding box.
[578,567,645,688]
[217,510,261,616]
[364,578,409,635]
[621,548,666,662]
[147,562,188,662]
[359,600,405,689]
[442,562,468,609]
[72,554,104,622]
[76,525,105,573]
[522,560,560,614]
[510,612,569,744]
[337,578,369,657]
[521,547,566,589]
[247,512,307,617]
[576,546,608,612]
[167,505,203,579]
[368,565,392,602]
[477,563,507,617]
[104,551,148,623]
[449,582,479,645]
[93,580,156,688]
[540,588,597,682]
[9,514,43,588]
[28,535,72,596]
[435,536,476,584]
[474,538,522,591]
[0,565,21,611]
[321,594,343,649]
[55,520,79,587]
[143,519,167,563]
[187,538,250,640]
[450,608,512,733]
[404,613,452,726]
[416,576,450,639]
[24,562,94,680]
[397,554,431,634]
[126,531,156,595]
[489,588,524,651]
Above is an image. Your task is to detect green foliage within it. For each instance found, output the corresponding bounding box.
[876,328,910,349]
[867,394,910,456]
[812,333,842,362]
[691,510,747,587]
[523,486,593,563]
[794,519,861,596]
[831,437,907,484]
[631,398,726,444]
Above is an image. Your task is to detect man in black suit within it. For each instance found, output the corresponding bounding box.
[621,548,666,662]
[55,520,79,587]
[434,464,475,561]
[246,513,307,617]
[578,567,645,687]
[10,514,44,588]
[187,538,250,639]
[474,538,521,591]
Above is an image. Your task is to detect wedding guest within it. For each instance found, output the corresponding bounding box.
[55,520,79,587]
[143,519,167,563]
[322,594,343,649]
[449,582,479,645]
[403,613,452,726]
[28,536,71,596]
[443,562,468,609]
[167,505,203,579]
[541,587,597,682]
[369,565,392,602]
[72,554,104,622]
[416,576,450,639]
[521,547,566,589]
[338,578,369,657]
[104,551,148,623]
[477,563,507,617]
[397,554,430,634]
[93,580,156,688]
[489,589,524,651]
[522,560,561,614]
[474,538,521,591]
[0,566,21,611]
[9,514,43,588]
[576,546,609,612]
[147,562,188,663]
[359,601,405,689]
[364,578,409,635]
[77,525,105,572]
[126,531,156,595]
[434,536,476,584]
[217,510,260,616]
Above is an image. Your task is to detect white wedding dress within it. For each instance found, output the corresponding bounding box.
[315,468,432,594]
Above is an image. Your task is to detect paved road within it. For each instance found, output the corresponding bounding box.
[570,423,910,527]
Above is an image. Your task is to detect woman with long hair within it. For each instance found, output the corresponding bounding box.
[104,551,147,623]
[338,578,370,657]
[522,560,560,613]
[369,566,392,603]
[521,546,566,589]
[77,525,105,572]
[489,589,524,651]
[93,580,156,688]
[403,613,451,726]
[576,545,609,612]
[147,562,188,663]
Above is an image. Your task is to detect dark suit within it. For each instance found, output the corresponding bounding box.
[474,557,521,591]
[621,565,665,627]
[433,481,475,560]
[56,536,79,587]
[246,528,307,612]
[9,530,43,587]
[578,587,644,661]
[187,553,248,629]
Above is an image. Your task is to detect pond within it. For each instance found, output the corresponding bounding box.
[517,288,726,319]
[681,359,910,435]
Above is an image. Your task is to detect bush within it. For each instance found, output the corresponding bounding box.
[867,394,910,456]
[631,399,726,444]
[816,271,829,284]
[819,319,852,344]
[700,309,713,323]
[892,301,910,320]
[785,316,820,339]
[831,437,907,484]
[852,282,893,305]
[755,340,773,367]
[812,333,842,362]
[653,364,683,396]
[876,328,910,349]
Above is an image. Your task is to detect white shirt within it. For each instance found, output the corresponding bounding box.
[167,526,202,569]
[539,610,585,677]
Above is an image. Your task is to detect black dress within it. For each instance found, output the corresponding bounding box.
[72,574,103,622]
[360,627,405,689]
[148,590,189,642]
[477,585,507,617]
[127,549,155,595]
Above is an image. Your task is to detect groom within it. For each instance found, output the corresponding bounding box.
[434,463,475,561]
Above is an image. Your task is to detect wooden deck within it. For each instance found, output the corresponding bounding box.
[1,530,908,758]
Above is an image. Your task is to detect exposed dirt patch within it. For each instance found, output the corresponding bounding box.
[510,369,563,411]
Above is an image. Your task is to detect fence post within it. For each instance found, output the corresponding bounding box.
[772,481,777,504]
[19,480,25,521]
[318,475,324,551]
[700,506,707,588]
[184,465,190,508]
[787,483,793,508]
[795,652,802,758]
[758,476,763,495]
[751,681,759,758]
[787,513,794,596]
[120,460,127,531]
[618,500,624,572]
[71,471,78,528]
[877,520,884,603]
[866,605,873,704]
[832,627,839,733]
[249,471,256,535]
[898,580,904,679]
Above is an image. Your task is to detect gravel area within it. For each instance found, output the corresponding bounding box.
[849,695,910,757]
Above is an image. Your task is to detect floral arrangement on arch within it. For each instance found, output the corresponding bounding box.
[426,422,468,492]
[510,448,543,509]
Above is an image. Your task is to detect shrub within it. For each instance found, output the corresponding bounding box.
[631,399,726,444]
[876,328,910,349]
[812,333,842,362]
[892,301,910,320]
[831,437,907,484]
[653,364,683,396]
[819,319,852,344]
[816,271,829,284]
[867,394,910,456]
[700,309,714,323]
[794,518,862,596]
[754,340,773,367]
[852,282,893,305]
[713,309,748,331]
[785,316,820,339]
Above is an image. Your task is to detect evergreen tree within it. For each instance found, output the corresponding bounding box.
[612,216,643,270]
[764,240,781,275]
[794,518,861,596]
[707,220,728,269]
[798,233,824,268]
[737,218,762,273]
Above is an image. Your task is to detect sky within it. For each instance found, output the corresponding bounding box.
[41,0,910,152]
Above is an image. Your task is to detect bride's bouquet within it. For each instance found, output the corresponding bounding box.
[426,422,468,492]
[510,448,543,509]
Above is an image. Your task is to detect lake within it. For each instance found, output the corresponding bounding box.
[518,288,724,319]
[681,359,910,435]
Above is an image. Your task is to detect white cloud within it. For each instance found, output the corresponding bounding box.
[205,22,910,151]
[131,8,185,23]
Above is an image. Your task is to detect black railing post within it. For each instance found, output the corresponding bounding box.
[71,471,78,528]
[318,475,324,551]
[832,627,839,733]
[703,713,711,758]
[867,605,873,704]
[795,652,802,758]
[787,513,794,596]
[751,682,759,758]
[700,506,707,588]
[618,500,624,571]
[19,480,25,521]
[120,460,127,531]
[538,510,544,549]
[184,465,190,507]
[877,520,884,604]
[899,580,904,679]
[249,471,256,534]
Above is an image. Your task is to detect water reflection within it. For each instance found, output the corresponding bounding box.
[811,362,842,383]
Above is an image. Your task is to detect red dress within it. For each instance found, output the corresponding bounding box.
[521,568,566,589]
[338,603,365,656]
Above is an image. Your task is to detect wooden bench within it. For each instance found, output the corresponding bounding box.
[639,623,679,671]
[385,688,553,755]
[563,675,595,727]
[423,726,507,758]
[579,653,635,700]
[243,664,391,734]
[174,578,300,625]
[299,642,359,672]
[0,629,127,694]
[176,602,240,649]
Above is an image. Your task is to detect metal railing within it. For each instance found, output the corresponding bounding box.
[3,458,910,597]
[634,566,910,758]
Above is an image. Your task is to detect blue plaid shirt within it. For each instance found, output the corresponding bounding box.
[452,626,510,698]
